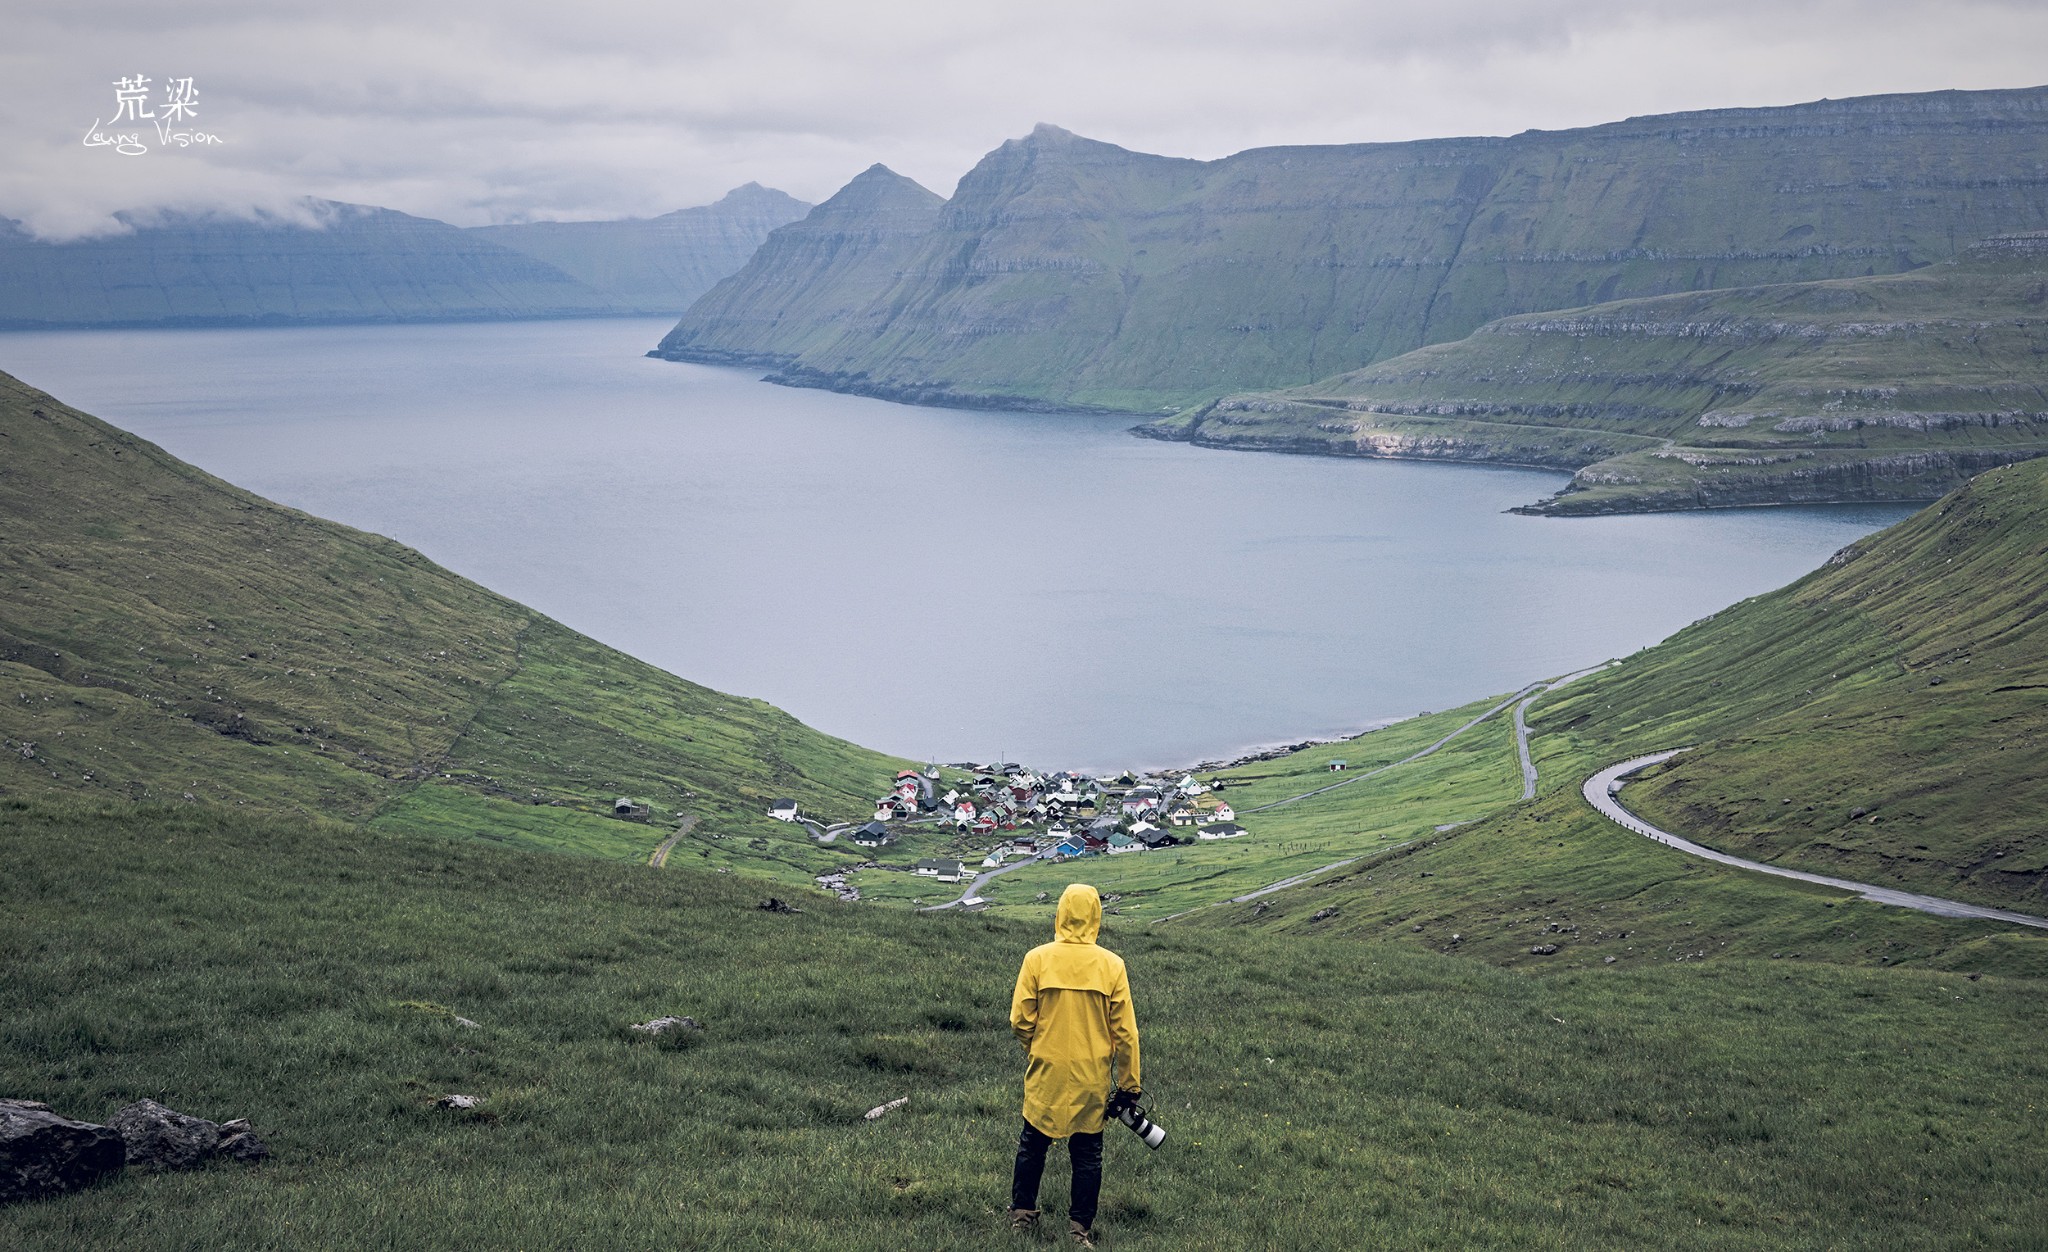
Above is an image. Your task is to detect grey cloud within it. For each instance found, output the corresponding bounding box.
[5,0,2045,239]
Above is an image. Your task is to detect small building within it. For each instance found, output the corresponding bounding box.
[767,798,799,822]
[915,858,966,883]
[612,797,649,819]
[1210,802,1236,822]
[1327,760,1348,772]
[1198,822,1248,841]
[1139,828,1178,849]
[852,821,894,848]
[1106,833,1143,855]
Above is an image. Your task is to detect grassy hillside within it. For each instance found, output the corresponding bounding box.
[0,369,905,873]
[1145,236,2048,513]
[656,87,2048,414]
[1172,459,2046,986]
[652,165,945,370]
[3,798,2045,1249]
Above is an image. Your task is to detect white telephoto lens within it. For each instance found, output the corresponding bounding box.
[1140,1121,1165,1149]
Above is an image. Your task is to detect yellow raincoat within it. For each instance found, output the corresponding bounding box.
[1010,883,1142,1138]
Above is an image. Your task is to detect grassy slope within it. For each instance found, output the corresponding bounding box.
[1145,242,2048,512]
[3,799,2045,1250]
[653,166,946,368]
[0,370,906,873]
[669,88,2048,414]
[1179,459,2047,982]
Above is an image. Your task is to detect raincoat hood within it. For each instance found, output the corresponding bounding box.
[1054,883,1101,943]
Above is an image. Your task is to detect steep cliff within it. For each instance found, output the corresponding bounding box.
[660,87,2048,412]
[652,165,945,369]
[469,183,810,315]
[1147,234,2048,512]
[0,201,618,328]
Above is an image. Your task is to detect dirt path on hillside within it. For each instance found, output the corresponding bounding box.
[649,815,697,868]
[1585,751,2048,930]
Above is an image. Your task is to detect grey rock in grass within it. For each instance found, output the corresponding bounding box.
[629,1015,702,1036]
[109,1099,221,1172]
[215,1119,272,1163]
[0,1099,127,1204]
[1310,907,1339,922]
[1531,944,1560,956]
[435,1094,482,1110]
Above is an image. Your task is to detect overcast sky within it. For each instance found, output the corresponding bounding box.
[7,0,2045,238]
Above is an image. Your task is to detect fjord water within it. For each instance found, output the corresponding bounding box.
[0,318,1914,770]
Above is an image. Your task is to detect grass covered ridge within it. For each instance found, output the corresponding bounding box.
[0,370,906,872]
[1147,240,2048,513]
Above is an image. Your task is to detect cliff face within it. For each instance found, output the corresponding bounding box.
[652,165,945,368]
[1143,236,2048,512]
[661,87,2048,412]
[0,201,618,328]
[469,183,810,316]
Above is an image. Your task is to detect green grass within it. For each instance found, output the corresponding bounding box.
[0,370,910,878]
[1146,243,2048,512]
[4,798,2047,1250]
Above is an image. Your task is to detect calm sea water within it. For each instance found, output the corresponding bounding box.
[0,318,1916,771]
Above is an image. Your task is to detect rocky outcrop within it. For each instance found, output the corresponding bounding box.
[109,1099,269,1171]
[0,1098,266,1205]
[654,87,2048,412]
[0,1100,126,1205]
[470,183,810,316]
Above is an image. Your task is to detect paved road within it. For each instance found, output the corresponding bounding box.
[1511,663,1612,800]
[1584,751,2048,930]
[648,814,698,868]
[1244,684,1544,815]
[920,850,1054,911]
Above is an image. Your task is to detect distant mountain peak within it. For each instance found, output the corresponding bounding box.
[816,165,943,214]
[705,183,810,215]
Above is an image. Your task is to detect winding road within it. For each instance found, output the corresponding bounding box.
[1585,751,2048,930]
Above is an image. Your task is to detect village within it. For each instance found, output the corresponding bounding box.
[767,760,1262,902]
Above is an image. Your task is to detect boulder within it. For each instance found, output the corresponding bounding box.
[0,1099,126,1205]
[109,1099,221,1172]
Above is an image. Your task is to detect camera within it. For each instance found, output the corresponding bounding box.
[1106,1088,1165,1150]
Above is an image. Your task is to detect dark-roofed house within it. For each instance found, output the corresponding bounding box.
[914,858,965,883]
[852,821,895,847]
[768,798,798,821]
[1197,822,1248,840]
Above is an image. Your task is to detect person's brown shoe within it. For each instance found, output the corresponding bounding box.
[1008,1207,1040,1233]
[1069,1219,1098,1247]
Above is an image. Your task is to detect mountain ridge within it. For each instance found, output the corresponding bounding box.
[1140,234,2048,512]
[654,84,2048,414]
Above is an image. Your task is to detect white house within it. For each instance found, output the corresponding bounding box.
[1107,833,1143,854]
[915,858,966,883]
[767,798,798,822]
[1198,822,1248,841]
[1210,802,1236,821]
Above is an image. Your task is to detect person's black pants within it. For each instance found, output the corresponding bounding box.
[1011,1121,1103,1228]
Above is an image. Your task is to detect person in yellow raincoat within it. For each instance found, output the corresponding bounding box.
[1007,883,1141,1247]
